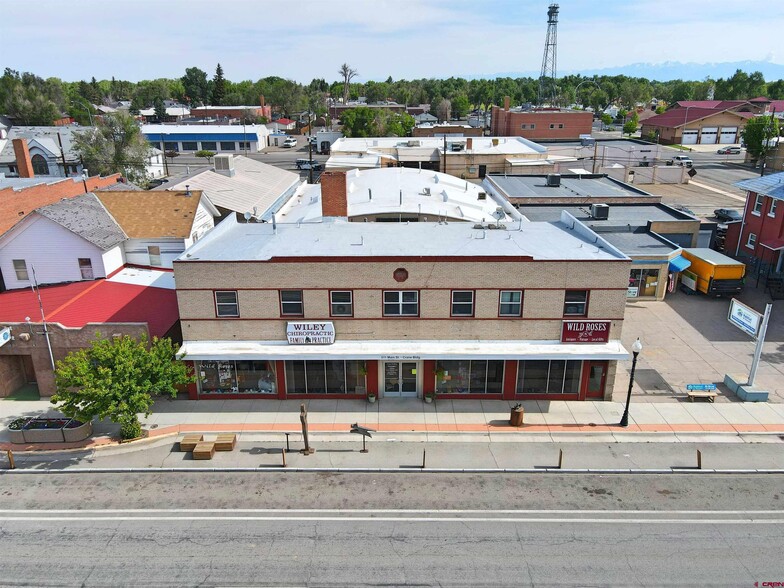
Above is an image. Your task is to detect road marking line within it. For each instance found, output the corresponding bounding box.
[0,516,781,524]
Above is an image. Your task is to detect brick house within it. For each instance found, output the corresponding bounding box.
[174,180,631,402]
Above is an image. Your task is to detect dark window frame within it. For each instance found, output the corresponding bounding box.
[329,290,354,317]
[215,290,240,317]
[280,290,304,316]
[450,290,475,317]
[563,289,589,317]
[382,290,419,317]
[498,290,523,317]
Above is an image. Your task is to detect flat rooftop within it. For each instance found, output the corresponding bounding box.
[485,174,654,200]
[277,167,520,224]
[178,214,628,263]
[330,136,547,156]
[517,204,696,224]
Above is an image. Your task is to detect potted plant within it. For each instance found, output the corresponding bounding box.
[434,366,446,383]
[367,391,377,404]
[423,391,435,404]
[358,362,368,377]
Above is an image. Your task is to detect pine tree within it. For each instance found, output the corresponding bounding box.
[211,63,226,106]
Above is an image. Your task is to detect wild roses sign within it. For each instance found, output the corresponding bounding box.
[561,320,611,343]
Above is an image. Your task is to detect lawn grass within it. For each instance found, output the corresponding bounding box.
[2,383,40,401]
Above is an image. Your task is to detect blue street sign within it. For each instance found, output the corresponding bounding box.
[686,384,717,391]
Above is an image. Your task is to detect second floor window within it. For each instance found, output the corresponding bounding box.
[564,290,589,317]
[753,194,764,214]
[13,259,29,281]
[451,290,474,316]
[499,290,522,317]
[330,291,353,316]
[281,290,304,316]
[383,290,418,316]
[215,291,239,317]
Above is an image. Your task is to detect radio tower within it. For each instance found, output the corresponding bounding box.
[538,3,559,106]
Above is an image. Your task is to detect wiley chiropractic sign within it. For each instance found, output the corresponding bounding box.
[286,322,335,345]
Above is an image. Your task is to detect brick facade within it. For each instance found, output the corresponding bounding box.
[491,106,593,140]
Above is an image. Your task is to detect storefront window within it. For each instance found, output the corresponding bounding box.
[435,360,504,394]
[285,360,366,394]
[517,360,582,395]
[197,360,276,395]
[627,268,659,298]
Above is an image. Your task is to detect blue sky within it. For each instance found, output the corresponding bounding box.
[4,0,783,83]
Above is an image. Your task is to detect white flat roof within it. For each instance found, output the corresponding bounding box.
[331,136,547,156]
[179,339,629,361]
[142,124,267,136]
[276,167,521,224]
[178,214,627,262]
[108,266,176,289]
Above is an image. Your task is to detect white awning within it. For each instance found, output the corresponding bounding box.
[178,339,629,361]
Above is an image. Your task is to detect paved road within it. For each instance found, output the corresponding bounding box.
[1,472,782,586]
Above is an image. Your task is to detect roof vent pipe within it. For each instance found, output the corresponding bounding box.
[184,184,191,197]
[368,188,372,201]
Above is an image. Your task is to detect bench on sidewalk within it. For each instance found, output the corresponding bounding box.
[687,390,717,402]
[179,434,204,452]
[215,434,237,451]
[193,441,216,460]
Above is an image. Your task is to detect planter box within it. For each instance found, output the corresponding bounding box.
[22,427,66,443]
[62,420,92,442]
[8,428,26,444]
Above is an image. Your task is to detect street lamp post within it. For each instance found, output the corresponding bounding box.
[619,338,643,427]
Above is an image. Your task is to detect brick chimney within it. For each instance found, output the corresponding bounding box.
[503,96,510,111]
[12,138,34,178]
[320,171,348,217]
[466,138,473,150]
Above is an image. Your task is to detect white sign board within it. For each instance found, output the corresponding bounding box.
[626,286,639,298]
[728,299,762,338]
[286,322,335,345]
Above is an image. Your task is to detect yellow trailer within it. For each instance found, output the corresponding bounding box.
[680,248,745,296]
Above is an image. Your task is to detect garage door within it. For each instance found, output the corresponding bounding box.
[719,127,738,144]
[682,130,698,145]
[700,127,718,144]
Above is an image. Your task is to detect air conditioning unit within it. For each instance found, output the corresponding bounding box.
[590,203,610,220]
[214,154,235,177]
[407,140,421,147]
[451,142,465,151]
[334,305,350,315]
[423,187,431,196]
[477,192,487,200]
[546,173,561,187]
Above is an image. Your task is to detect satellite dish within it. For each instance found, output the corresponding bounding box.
[243,211,252,222]
[492,208,505,220]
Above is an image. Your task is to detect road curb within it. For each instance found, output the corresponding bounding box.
[2,467,784,475]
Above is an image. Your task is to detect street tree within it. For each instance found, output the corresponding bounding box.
[52,334,194,440]
[72,110,152,184]
[153,97,166,122]
[436,98,451,122]
[211,63,226,105]
[741,115,780,167]
[623,112,639,136]
[338,63,358,105]
[451,93,470,119]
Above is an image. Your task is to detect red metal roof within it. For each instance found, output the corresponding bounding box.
[275,118,294,125]
[643,107,752,128]
[0,280,178,337]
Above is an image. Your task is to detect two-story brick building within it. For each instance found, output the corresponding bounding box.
[490,98,593,141]
[174,188,631,402]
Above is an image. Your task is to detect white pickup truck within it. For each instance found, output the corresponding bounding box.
[671,155,693,167]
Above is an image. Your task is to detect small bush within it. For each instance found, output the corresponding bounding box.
[120,418,142,440]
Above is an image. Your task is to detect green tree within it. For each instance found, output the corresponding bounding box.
[741,115,780,165]
[153,97,167,122]
[211,63,226,105]
[180,66,211,105]
[341,106,413,137]
[3,83,60,125]
[623,112,639,136]
[195,149,215,162]
[72,111,152,184]
[451,92,470,119]
[52,334,193,440]
[338,62,358,104]
[600,113,613,129]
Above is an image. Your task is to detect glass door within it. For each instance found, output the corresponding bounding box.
[584,361,607,399]
[383,362,418,397]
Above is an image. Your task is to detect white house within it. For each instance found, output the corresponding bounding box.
[0,193,127,290]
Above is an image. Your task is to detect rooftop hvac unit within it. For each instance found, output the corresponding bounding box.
[407,140,421,147]
[477,192,487,200]
[590,203,610,220]
[546,173,561,187]
[214,154,235,177]
[451,142,465,151]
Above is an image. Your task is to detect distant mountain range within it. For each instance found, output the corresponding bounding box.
[477,60,784,82]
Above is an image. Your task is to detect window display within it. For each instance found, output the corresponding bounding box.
[435,360,504,394]
[197,360,276,395]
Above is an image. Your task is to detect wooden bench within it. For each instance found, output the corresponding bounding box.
[214,434,237,452]
[193,441,216,460]
[687,390,717,402]
[179,434,204,452]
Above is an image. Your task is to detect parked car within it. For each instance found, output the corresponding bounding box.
[295,159,323,171]
[672,204,696,216]
[714,208,742,222]
[671,155,693,167]
[282,137,297,148]
[717,146,741,154]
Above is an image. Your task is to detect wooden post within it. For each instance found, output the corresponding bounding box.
[299,403,314,455]
[557,448,563,469]
[6,450,15,470]
[422,449,426,469]
[696,449,702,470]
[281,448,287,468]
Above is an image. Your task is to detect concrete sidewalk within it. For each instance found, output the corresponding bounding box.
[3,397,784,454]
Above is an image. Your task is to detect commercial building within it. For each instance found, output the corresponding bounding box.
[412,124,483,138]
[327,136,550,178]
[174,195,630,401]
[142,124,270,154]
[490,99,593,141]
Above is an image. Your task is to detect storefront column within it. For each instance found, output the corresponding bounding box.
[275,360,287,399]
[423,360,436,395]
[502,360,518,400]
[366,360,379,396]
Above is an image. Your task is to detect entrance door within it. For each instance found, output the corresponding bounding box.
[584,361,607,399]
[478,164,487,178]
[383,361,418,397]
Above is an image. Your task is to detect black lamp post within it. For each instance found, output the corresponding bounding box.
[619,338,643,427]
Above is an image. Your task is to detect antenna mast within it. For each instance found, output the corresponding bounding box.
[538,3,559,106]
